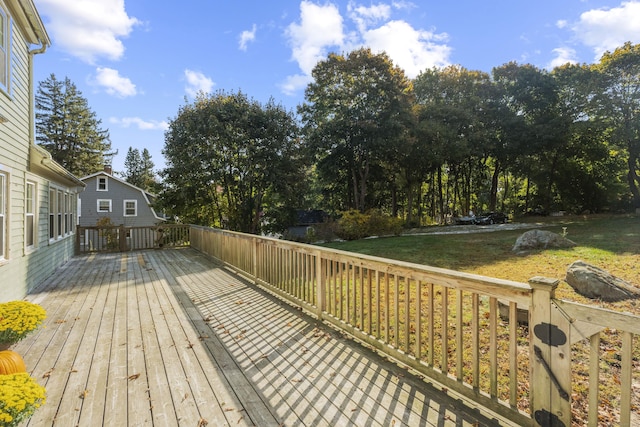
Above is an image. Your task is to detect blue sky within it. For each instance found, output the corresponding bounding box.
[33,0,640,174]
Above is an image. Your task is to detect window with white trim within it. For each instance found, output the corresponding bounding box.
[97,177,108,191]
[97,199,112,213]
[57,190,63,238]
[25,181,35,248]
[49,187,55,239]
[0,172,6,259]
[48,186,75,240]
[0,5,8,92]
[123,200,137,216]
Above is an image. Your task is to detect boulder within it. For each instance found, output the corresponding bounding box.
[512,229,576,252]
[565,260,640,302]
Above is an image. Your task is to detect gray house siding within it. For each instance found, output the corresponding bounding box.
[79,172,164,227]
[0,0,84,301]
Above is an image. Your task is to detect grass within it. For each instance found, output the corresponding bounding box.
[319,213,640,425]
[321,214,640,310]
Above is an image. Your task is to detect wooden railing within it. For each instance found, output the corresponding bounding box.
[190,225,639,427]
[76,224,190,253]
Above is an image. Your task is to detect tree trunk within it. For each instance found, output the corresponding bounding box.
[627,148,640,208]
[489,164,500,211]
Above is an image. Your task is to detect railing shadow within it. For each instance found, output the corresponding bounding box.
[160,248,509,426]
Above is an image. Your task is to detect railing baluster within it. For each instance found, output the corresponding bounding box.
[415,280,422,360]
[394,275,399,349]
[375,270,381,340]
[509,302,518,407]
[588,333,600,427]
[427,282,434,367]
[472,293,479,388]
[441,286,448,373]
[456,289,463,381]
[620,331,633,427]
[366,268,372,335]
[385,273,390,344]
[404,277,410,353]
[490,297,498,398]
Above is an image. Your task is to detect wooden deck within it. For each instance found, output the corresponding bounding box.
[15,248,516,427]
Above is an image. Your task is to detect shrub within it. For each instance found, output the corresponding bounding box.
[335,210,403,241]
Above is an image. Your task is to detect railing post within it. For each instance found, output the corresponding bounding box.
[119,225,127,252]
[529,276,571,427]
[75,226,81,254]
[252,237,258,283]
[315,250,326,319]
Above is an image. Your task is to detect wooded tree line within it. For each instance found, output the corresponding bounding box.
[35,43,640,234]
[161,42,640,233]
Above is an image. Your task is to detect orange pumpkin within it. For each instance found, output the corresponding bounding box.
[0,350,27,374]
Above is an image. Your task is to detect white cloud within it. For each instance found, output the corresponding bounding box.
[285,1,345,76]
[362,20,450,78]
[547,47,578,69]
[572,1,640,60]
[279,74,313,96]
[239,24,257,51]
[109,117,168,131]
[282,0,451,95]
[93,67,137,97]
[348,2,391,32]
[38,0,139,64]
[184,69,215,98]
[556,20,568,29]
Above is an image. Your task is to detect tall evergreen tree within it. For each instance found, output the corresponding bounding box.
[123,147,143,186]
[123,147,158,193]
[35,74,111,177]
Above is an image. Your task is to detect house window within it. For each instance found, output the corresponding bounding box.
[0,172,6,259]
[25,181,35,248]
[49,187,55,239]
[123,200,137,216]
[0,6,8,92]
[48,186,75,240]
[66,192,74,234]
[97,199,112,213]
[97,177,108,191]
[57,190,63,238]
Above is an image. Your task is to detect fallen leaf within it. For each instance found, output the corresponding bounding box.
[79,390,89,399]
[128,373,140,381]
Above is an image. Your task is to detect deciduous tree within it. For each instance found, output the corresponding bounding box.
[161,91,303,233]
[299,48,413,212]
[595,42,640,208]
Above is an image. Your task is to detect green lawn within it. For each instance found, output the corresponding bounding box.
[320,214,640,309]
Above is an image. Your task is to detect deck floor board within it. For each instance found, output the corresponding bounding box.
[15,248,513,427]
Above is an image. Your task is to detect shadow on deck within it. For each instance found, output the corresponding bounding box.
[15,248,515,426]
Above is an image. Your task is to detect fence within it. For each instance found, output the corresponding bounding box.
[190,225,639,427]
[76,224,190,253]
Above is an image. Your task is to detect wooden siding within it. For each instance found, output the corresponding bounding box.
[79,173,163,227]
[0,0,81,300]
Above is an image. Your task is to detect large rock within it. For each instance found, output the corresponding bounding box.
[512,229,576,252]
[566,260,640,302]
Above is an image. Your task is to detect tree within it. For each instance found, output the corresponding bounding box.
[595,42,640,209]
[299,48,414,213]
[123,147,158,193]
[35,74,111,176]
[414,66,495,218]
[161,91,303,234]
[492,63,568,213]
